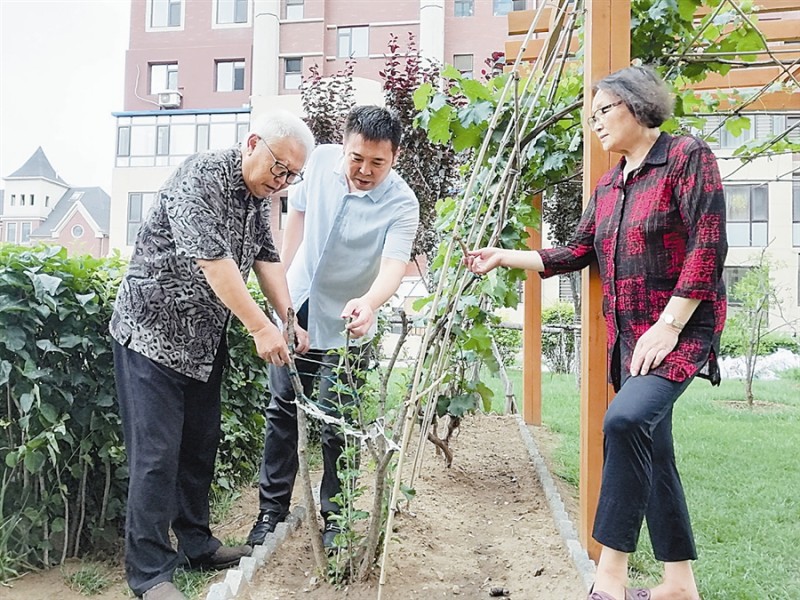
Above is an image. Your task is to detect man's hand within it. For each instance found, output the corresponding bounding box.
[341,298,375,339]
[288,323,310,354]
[252,322,291,366]
[630,321,680,377]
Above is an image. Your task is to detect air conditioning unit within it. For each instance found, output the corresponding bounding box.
[157,91,182,109]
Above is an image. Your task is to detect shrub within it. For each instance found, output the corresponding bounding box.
[719,319,799,358]
[493,326,522,367]
[541,303,576,374]
[0,244,128,569]
[0,244,271,575]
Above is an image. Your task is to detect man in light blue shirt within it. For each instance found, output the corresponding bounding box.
[248,106,419,549]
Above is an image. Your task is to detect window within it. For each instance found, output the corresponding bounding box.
[6,223,16,243]
[723,266,753,306]
[720,116,753,148]
[157,125,170,156]
[150,63,178,94]
[150,0,181,27]
[455,0,473,16]
[237,122,249,143]
[115,111,250,167]
[118,126,131,157]
[337,26,369,58]
[216,0,248,24]
[21,222,31,243]
[279,196,288,229]
[286,0,303,19]
[45,196,50,208]
[197,124,210,152]
[797,254,800,307]
[793,178,800,246]
[20,194,25,207]
[558,275,576,303]
[725,184,768,247]
[30,194,34,206]
[71,225,84,239]
[216,60,246,92]
[453,54,474,78]
[786,115,800,144]
[495,0,526,11]
[127,193,156,245]
[284,58,302,90]
[9,194,15,207]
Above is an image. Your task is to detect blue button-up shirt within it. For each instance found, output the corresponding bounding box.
[286,144,419,349]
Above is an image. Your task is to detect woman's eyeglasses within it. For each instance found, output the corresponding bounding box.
[587,100,624,127]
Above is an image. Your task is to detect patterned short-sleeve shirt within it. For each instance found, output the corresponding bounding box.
[538,133,728,389]
[110,146,279,382]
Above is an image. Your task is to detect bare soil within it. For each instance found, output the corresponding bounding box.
[1,414,587,600]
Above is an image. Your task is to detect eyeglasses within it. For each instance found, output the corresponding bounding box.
[260,139,304,185]
[587,100,624,127]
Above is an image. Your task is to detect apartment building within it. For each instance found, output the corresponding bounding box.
[109,0,525,253]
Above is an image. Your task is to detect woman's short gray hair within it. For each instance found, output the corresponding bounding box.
[593,65,674,128]
[248,110,315,156]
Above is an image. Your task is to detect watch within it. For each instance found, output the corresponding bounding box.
[661,313,685,331]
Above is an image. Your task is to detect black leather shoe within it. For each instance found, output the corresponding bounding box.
[322,519,342,550]
[187,544,251,570]
[246,510,282,546]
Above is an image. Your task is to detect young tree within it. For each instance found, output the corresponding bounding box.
[725,249,784,406]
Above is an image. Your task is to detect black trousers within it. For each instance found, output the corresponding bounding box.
[592,370,697,562]
[113,340,225,596]
[257,344,369,519]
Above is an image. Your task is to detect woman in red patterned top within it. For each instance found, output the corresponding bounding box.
[467,66,727,600]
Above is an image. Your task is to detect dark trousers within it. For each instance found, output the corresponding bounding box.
[592,370,697,562]
[113,340,225,596]
[257,345,369,519]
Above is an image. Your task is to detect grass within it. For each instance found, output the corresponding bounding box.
[63,564,112,595]
[492,368,800,600]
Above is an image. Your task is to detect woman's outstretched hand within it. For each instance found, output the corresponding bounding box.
[465,247,505,275]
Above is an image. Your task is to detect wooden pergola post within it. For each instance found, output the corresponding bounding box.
[522,193,543,425]
[580,0,631,561]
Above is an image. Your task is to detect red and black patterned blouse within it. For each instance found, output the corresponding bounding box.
[538,133,728,388]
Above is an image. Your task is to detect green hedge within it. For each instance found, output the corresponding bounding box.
[0,244,269,577]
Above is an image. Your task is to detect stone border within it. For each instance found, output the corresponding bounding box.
[515,414,596,590]
[204,506,308,600]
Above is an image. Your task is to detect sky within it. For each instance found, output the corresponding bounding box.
[0,0,131,192]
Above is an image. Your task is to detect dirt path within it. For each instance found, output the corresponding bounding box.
[2,414,587,600]
[246,414,586,599]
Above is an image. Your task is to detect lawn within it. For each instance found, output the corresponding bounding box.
[488,367,800,600]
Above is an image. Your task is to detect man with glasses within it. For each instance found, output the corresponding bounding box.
[247,105,419,550]
[110,111,315,600]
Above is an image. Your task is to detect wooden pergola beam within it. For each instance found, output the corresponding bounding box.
[522,194,543,426]
[504,38,580,63]
[705,90,800,110]
[696,0,800,15]
[508,8,555,35]
[690,64,800,89]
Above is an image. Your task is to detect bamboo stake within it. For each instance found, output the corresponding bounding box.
[285,308,327,573]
